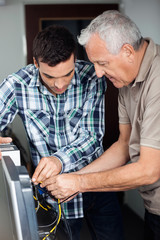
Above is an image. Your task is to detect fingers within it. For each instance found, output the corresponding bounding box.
[40,176,56,189]
[0,137,13,160]
[32,156,62,184]
[60,192,79,203]
[41,174,79,201]
[40,176,62,199]
[32,158,53,184]
[32,158,47,184]
[40,177,60,199]
[0,136,12,144]
[50,189,79,202]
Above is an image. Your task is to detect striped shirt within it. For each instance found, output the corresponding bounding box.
[0,60,107,218]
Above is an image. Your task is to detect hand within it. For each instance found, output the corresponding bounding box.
[0,136,12,160]
[40,173,81,201]
[32,156,62,184]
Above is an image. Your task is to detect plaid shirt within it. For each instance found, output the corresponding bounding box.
[0,60,107,218]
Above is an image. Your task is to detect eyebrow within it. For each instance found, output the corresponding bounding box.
[43,68,74,79]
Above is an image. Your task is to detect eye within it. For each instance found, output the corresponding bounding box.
[65,69,74,77]
[47,75,54,79]
[43,73,54,79]
[65,72,72,77]
[98,62,106,66]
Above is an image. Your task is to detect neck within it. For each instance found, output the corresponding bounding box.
[138,40,148,66]
[133,40,148,79]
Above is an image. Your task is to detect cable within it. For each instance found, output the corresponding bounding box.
[33,194,61,239]
[33,183,61,240]
[32,182,79,240]
[33,195,51,211]
[61,206,73,240]
[59,191,79,204]
[42,199,61,240]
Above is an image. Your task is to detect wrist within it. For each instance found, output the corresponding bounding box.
[77,174,85,192]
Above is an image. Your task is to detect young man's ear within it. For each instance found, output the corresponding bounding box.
[33,57,39,68]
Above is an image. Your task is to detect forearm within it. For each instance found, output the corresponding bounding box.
[54,134,103,173]
[76,145,160,193]
[78,139,129,174]
[42,159,151,200]
[78,161,150,192]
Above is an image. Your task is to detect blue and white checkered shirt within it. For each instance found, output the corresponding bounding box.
[0,60,107,218]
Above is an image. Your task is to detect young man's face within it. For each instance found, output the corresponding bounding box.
[34,54,75,96]
[85,33,135,88]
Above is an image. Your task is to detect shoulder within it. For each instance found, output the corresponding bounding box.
[75,59,106,83]
[75,59,107,94]
[0,64,37,90]
[75,59,95,76]
[14,64,38,85]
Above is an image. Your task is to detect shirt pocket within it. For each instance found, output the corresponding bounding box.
[24,109,50,143]
[66,108,83,133]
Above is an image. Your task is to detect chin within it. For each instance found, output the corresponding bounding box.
[113,82,124,89]
[56,90,65,95]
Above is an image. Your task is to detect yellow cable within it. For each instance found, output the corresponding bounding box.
[42,199,61,240]
[33,195,49,211]
[33,182,62,239]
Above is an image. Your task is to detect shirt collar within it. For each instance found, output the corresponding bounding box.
[28,66,40,87]
[134,38,157,86]
[68,66,81,89]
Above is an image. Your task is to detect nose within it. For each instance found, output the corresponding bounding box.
[54,78,64,89]
[94,64,105,78]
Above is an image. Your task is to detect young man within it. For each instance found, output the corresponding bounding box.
[40,11,160,240]
[0,25,124,240]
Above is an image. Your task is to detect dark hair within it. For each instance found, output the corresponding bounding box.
[33,25,77,66]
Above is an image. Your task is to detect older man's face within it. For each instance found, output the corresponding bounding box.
[85,33,135,88]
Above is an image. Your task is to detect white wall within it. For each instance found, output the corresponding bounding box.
[0,0,26,80]
[0,0,28,152]
[121,0,160,44]
[0,0,160,219]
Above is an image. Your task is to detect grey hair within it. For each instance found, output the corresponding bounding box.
[78,10,143,55]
